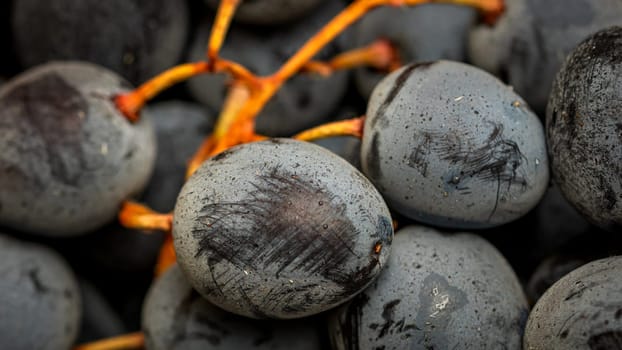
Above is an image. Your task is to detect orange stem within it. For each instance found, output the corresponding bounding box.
[115,62,209,122]
[73,332,144,350]
[303,39,401,76]
[155,233,177,277]
[186,136,216,180]
[233,0,503,130]
[118,201,172,232]
[186,82,251,179]
[212,59,260,87]
[293,116,366,141]
[207,0,241,63]
[275,0,501,84]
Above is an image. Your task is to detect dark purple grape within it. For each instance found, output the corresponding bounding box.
[546,26,622,232]
[140,101,215,213]
[524,256,622,349]
[352,4,476,98]
[469,0,622,114]
[204,0,328,26]
[173,138,393,319]
[142,265,324,350]
[532,184,592,254]
[0,62,156,236]
[0,233,81,350]
[76,279,126,343]
[188,2,349,136]
[329,225,528,349]
[361,60,549,229]
[525,255,587,304]
[62,223,165,274]
[12,0,189,84]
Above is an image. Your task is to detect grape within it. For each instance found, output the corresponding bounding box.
[532,184,592,253]
[140,101,215,213]
[525,255,587,304]
[352,4,476,98]
[0,61,156,236]
[77,280,126,343]
[546,26,622,232]
[203,0,328,26]
[12,0,189,84]
[0,233,81,350]
[329,225,528,350]
[469,0,622,114]
[188,1,349,136]
[64,223,166,274]
[524,256,622,349]
[361,60,549,229]
[142,265,323,350]
[173,138,393,319]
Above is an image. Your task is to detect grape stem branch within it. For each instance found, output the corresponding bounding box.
[294,117,366,141]
[73,332,144,350]
[117,0,504,274]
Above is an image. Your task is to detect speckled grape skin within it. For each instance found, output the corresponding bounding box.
[143,265,323,350]
[469,0,622,114]
[12,0,189,84]
[0,62,156,236]
[352,4,476,98]
[361,60,549,229]
[188,2,348,136]
[524,256,622,350]
[546,27,622,232]
[329,225,528,350]
[0,234,81,350]
[204,0,327,26]
[173,139,393,319]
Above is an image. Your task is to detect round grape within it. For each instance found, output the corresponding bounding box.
[361,60,549,228]
[0,233,82,350]
[173,138,393,319]
[12,0,189,84]
[142,265,323,350]
[329,225,528,349]
[0,61,156,236]
[546,26,622,232]
[469,0,622,114]
[524,256,622,349]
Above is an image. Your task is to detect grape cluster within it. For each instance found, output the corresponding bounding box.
[0,1,621,350]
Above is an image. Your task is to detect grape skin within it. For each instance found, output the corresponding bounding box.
[0,234,82,350]
[329,225,528,350]
[142,265,323,350]
[0,62,156,236]
[469,0,622,114]
[524,256,622,349]
[546,27,622,232]
[12,0,189,84]
[173,139,393,319]
[361,60,549,229]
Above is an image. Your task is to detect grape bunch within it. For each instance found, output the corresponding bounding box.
[0,1,621,350]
